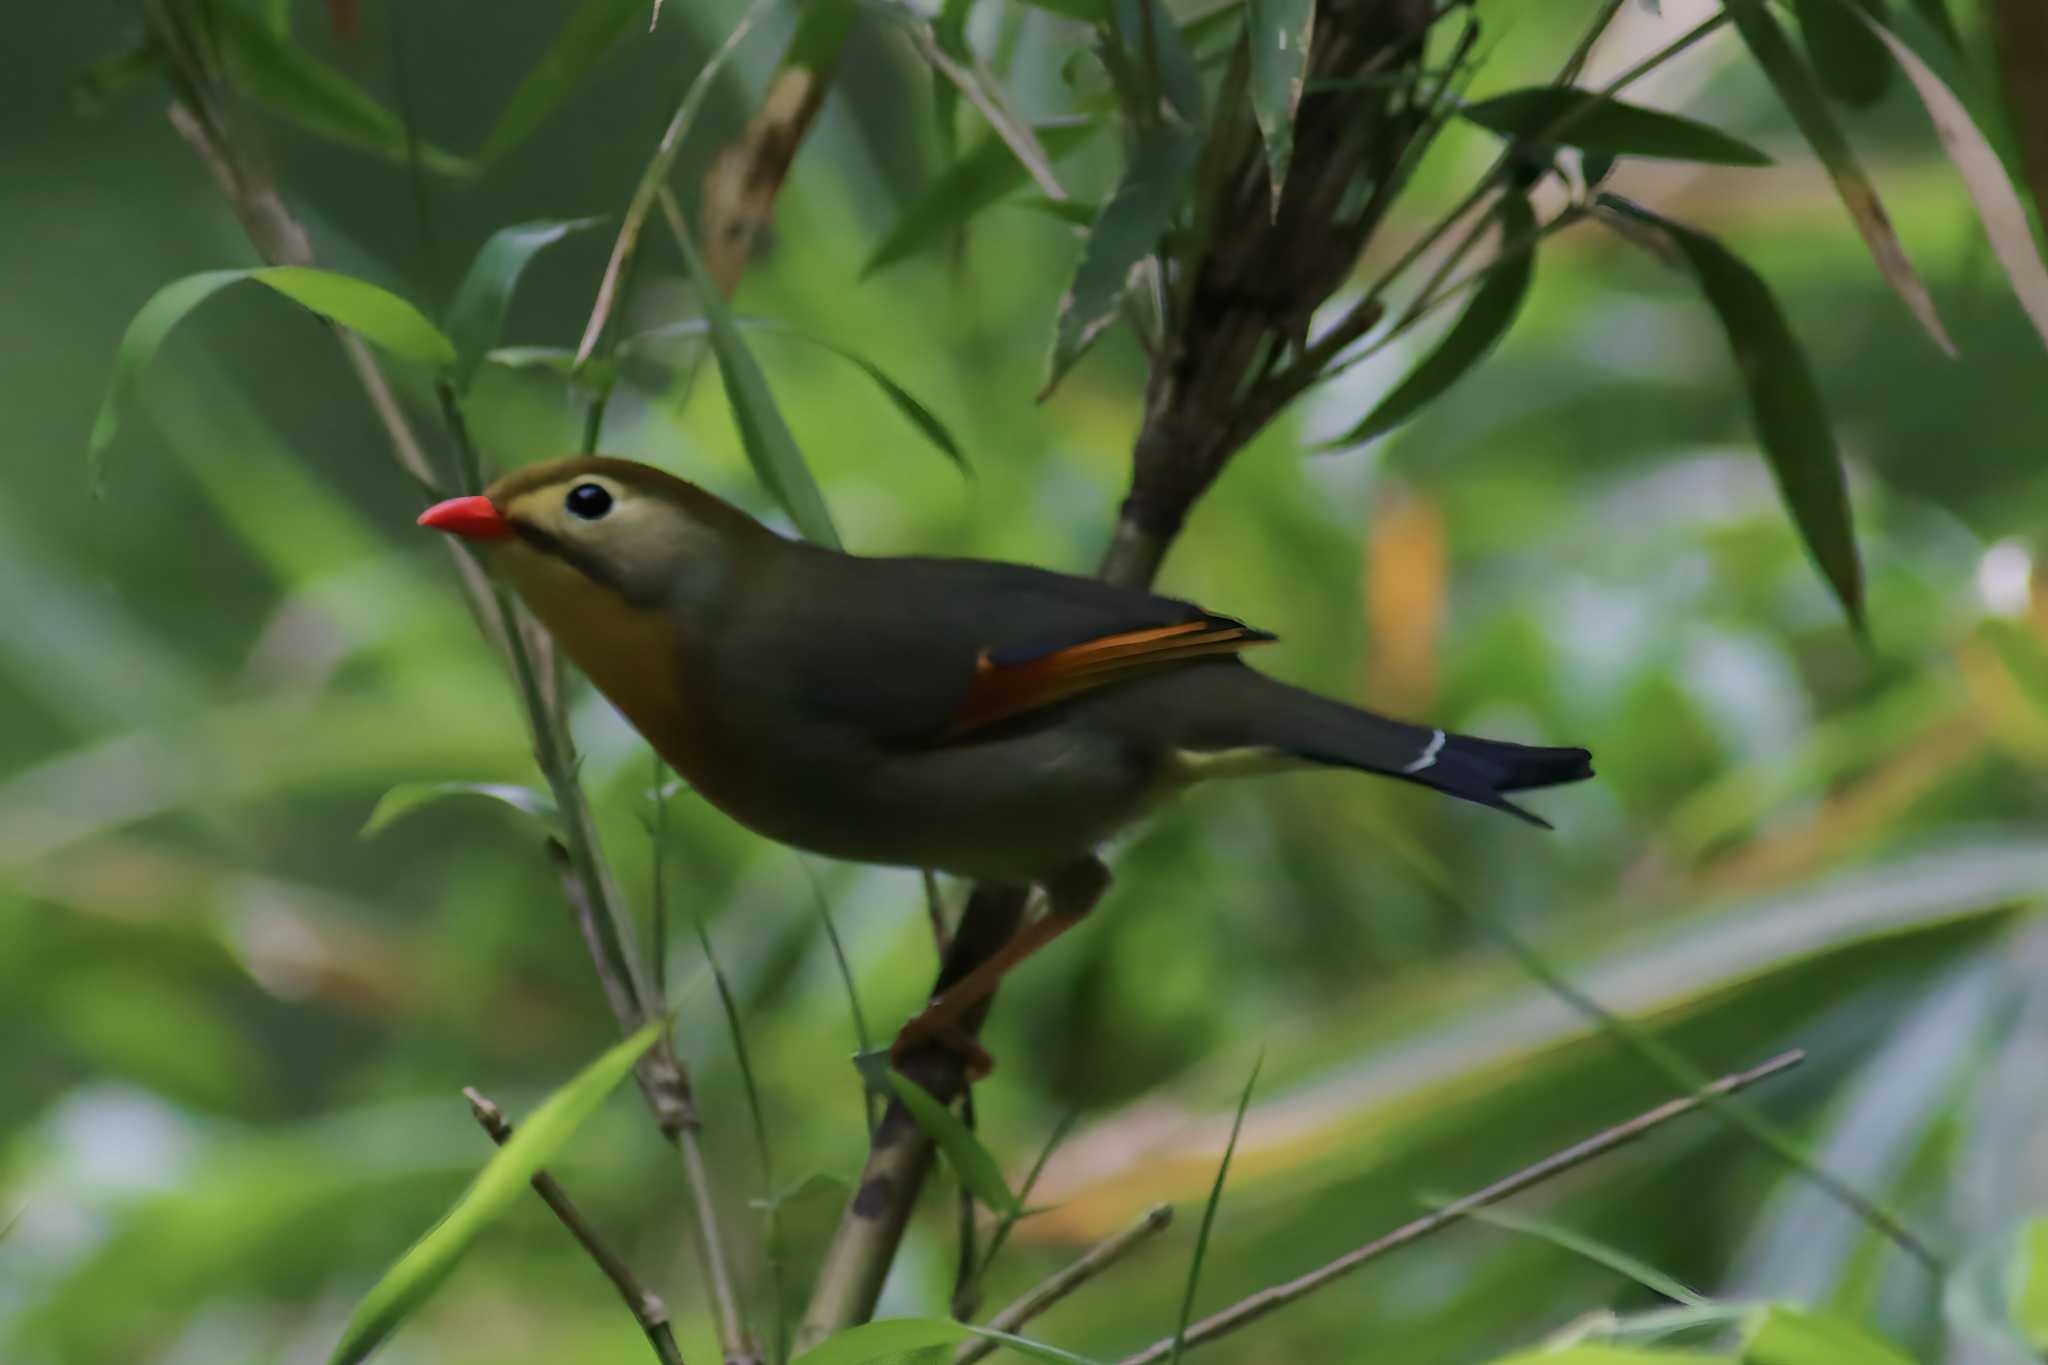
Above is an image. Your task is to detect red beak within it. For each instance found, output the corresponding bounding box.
[418,495,514,541]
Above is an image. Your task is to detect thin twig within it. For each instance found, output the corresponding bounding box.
[923,870,952,957]
[953,1206,1174,1365]
[1114,1049,1806,1364]
[575,0,781,366]
[465,1088,686,1365]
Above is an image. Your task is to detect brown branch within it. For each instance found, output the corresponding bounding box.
[1113,1049,1807,1365]
[953,1206,1174,1365]
[466,1088,686,1365]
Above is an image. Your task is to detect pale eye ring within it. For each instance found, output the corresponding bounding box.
[565,483,612,520]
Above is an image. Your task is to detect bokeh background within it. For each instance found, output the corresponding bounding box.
[6,1,2048,1361]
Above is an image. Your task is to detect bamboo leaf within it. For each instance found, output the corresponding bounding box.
[1323,192,1538,450]
[89,268,451,487]
[1722,0,1955,354]
[1488,1349,1735,1365]
[885,1072,1021,1216]
[1741,1305,1917,1364]
[1600,196,1863,631]
[1793,0,1894,107]
[1857,12,2048,354]
[327,1021,661,1365]
[1459,87,1772,166]
[864,121,1101,277]
[666,210,843,549]
[1459,1205,1709,1307]
[1112,0,1205,123]
[790,1317,1106,1365]
[1168,1055,1261,1365]
[477,0,649,164]
[625,318,968,473]
[445,218,604,392]
[1042,127,1201,395]
[1245,0,1314,208]
[360,781,560,840]
[2019,1219,2048,1349]
[249,267,457,367]
[214,7,472,175]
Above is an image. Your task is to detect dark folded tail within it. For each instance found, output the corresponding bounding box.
[1239,675,1593,827]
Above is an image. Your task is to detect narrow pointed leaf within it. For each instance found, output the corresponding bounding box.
[1043,127,1201,394]
[1722,0,1954,354]
[2020,1218,2048,1348]
[1741,1305,1917,1364]
[1167,1054,1261,1365]
[669,219,842,548]
[1459,1205,1708,1306]
[445,218,604,391]
[89,268,450,486]
[327,1021,661,1365]
[249,267,456,367]
[1459,87,1771,166]
[1910,0,1962,49]
[865,121,1100,277]
[89,270,250,485]
[1602,196,1862,630]
[215,7,471,175]
[885,1073,1021,1216]
[1793,0,1893,107]
[477,0,648,163]
[1323,192,1537,450]
[625,318,968,472]
[1246,0,1315,208]
[1113,0,1205,123]
[360,781,560,839]
[1859,12,2048,354]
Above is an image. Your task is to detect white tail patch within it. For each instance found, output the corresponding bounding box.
[1402,729,1447,774]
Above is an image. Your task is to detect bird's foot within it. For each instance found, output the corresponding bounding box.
[891,1014,994,1082]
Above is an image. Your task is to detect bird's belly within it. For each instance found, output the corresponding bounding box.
[685,725,1165,884]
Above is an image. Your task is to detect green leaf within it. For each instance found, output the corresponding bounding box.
[1043,126,1201,394]
[1721,0,1954,353]
[1741,1305,1917,1365]
[89,271,249,486]
[885,1072,1021,1216]
[1245,0,1314,206]
[1112,0,1204,123]
[1323,192,1538,450]
[249,267,457,367]
[73,37,165,114]
[864,121,1100,277]
[790,1317,1106,1365]
[359,781,560,839]
[1459,87,1772,166]
[624,318,967,473]
[90,266,449,487]
[445,218,604,392]
[1169,1054,1261,1365]
[327,1020,661,1365]
[1794,0,1894,107]
[215,7,471,175]
[669,219,842,548]
[1460,1205,1708,1306]
[2018,1219,2048,1348]
[1856,12,2048,355]
[1599,196,1862,631]
[1909,0,1963,49]
[477,0,649,164]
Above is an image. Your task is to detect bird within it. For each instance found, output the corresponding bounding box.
[419,455,1592,1068]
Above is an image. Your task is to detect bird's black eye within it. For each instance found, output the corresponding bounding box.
[565,483,613,520]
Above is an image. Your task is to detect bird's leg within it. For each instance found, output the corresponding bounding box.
[891,856,1111,1074]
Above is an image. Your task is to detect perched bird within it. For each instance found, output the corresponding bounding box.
[420,455,1592,1062]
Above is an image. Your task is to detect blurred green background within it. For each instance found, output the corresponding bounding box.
[7,1,2048,1362]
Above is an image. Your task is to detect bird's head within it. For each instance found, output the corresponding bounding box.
[417,455,763,612]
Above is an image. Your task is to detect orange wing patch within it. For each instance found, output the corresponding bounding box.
[948,616,1276,736]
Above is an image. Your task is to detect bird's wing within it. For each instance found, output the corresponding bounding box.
[739,553,1277,746]
[947,609,1275,735]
